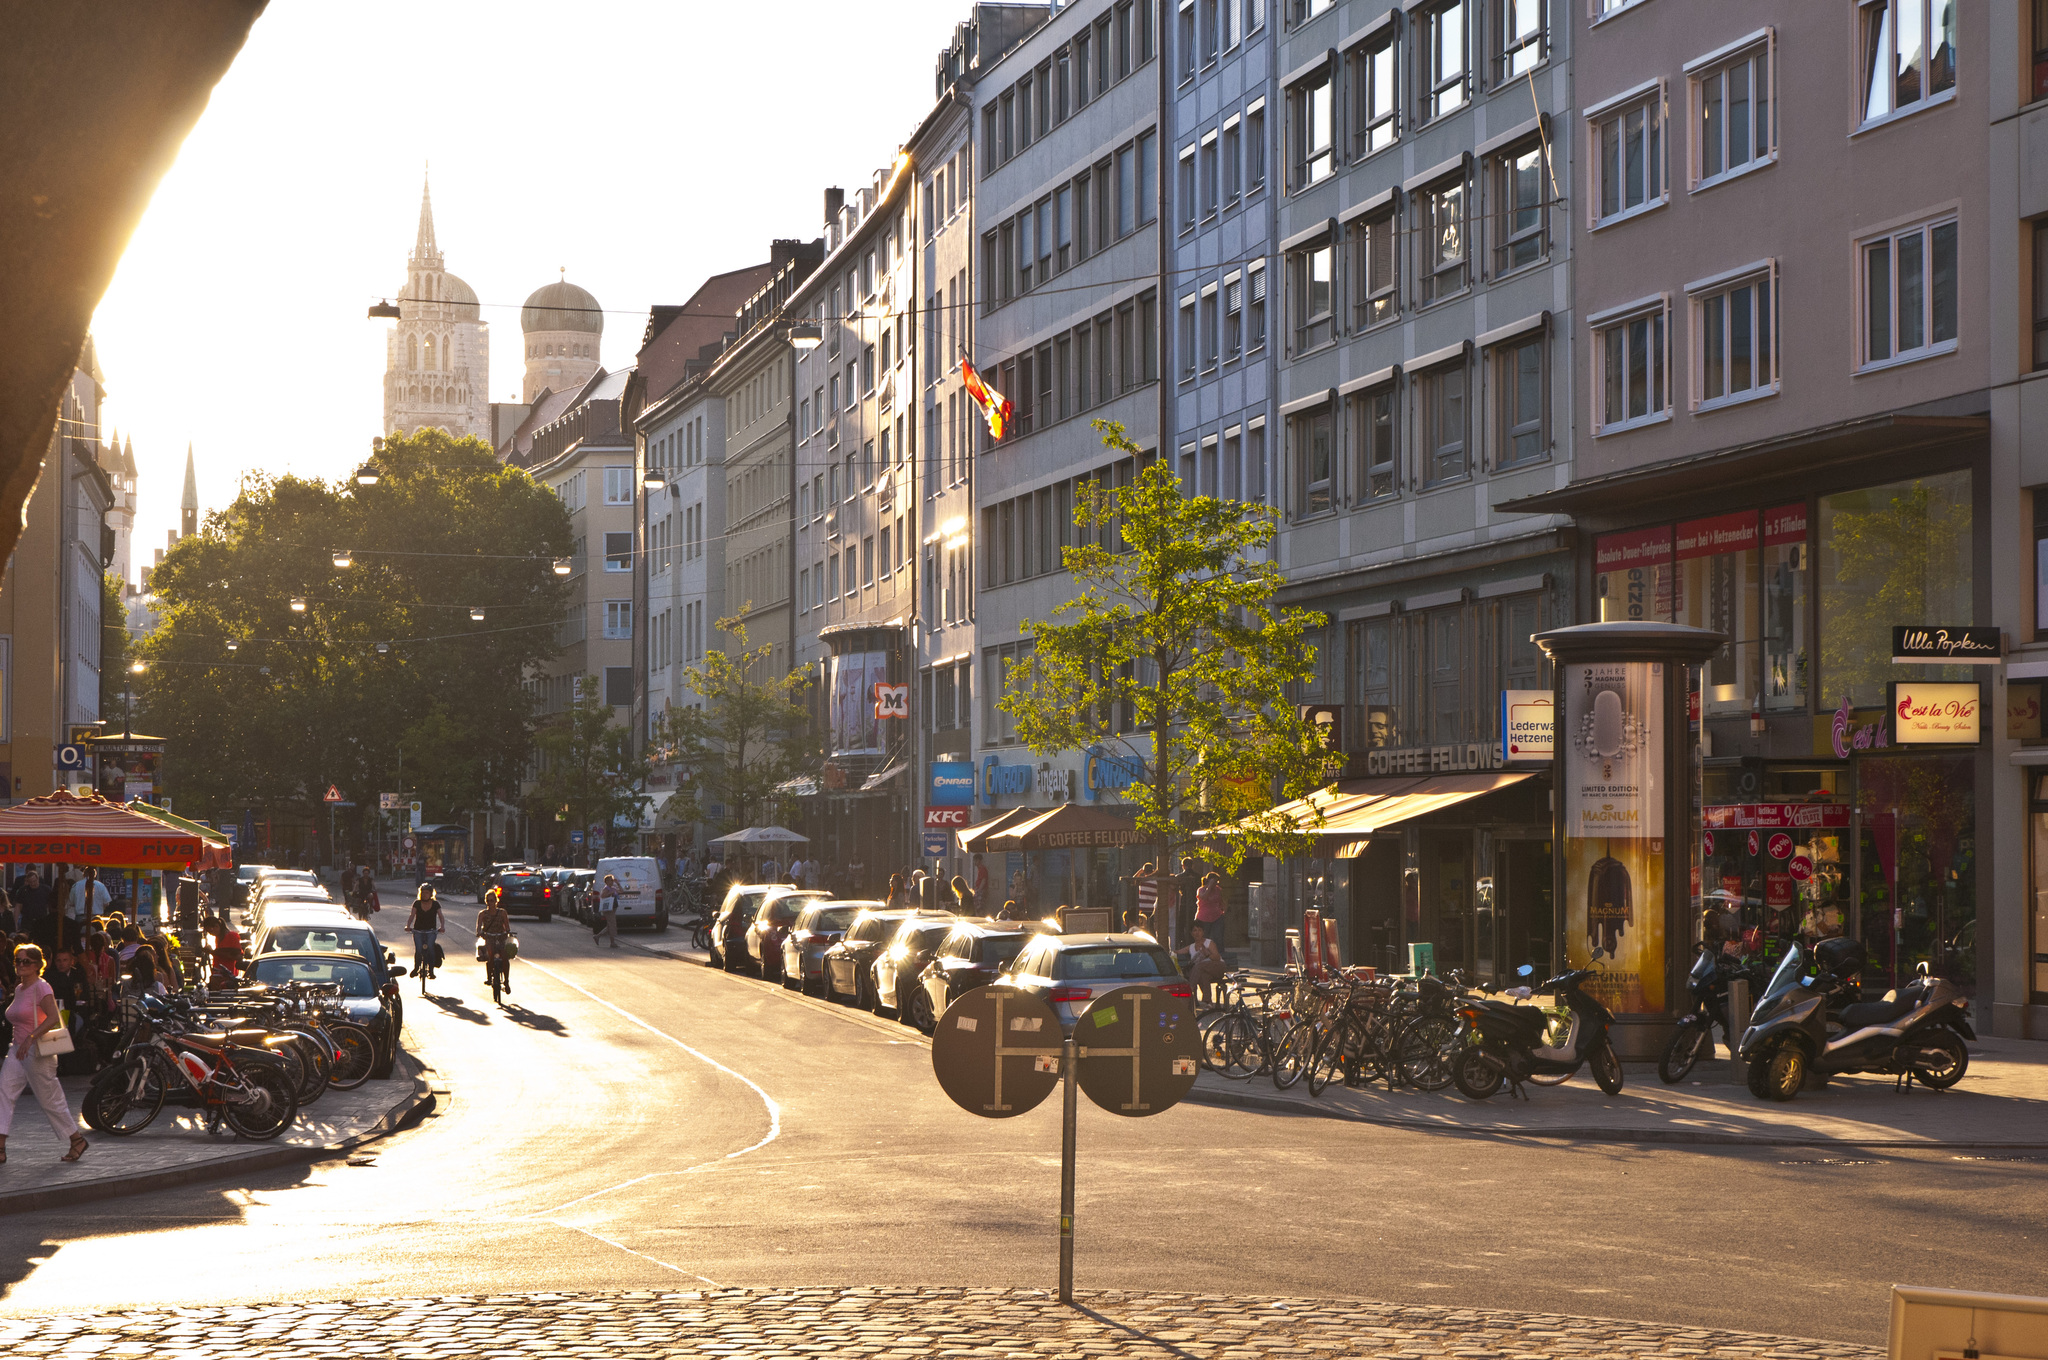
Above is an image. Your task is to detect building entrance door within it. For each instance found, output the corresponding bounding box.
[1497,839,1555,984]
[1421,831,1472,976]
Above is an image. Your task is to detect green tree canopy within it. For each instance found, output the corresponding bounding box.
[138,429,572,845]
[657,616,817,836]
[528,675,650,853]
[997,421,1331,874]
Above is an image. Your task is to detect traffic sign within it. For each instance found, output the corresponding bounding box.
[325,784,345,804]
[380,792,405,811]
[410,800,423,830]
[570,830,584,845]
[56,744,86,770]
[931,985,1063,1118]
[1073,984,1200,1117]
[402,836,415,850]
[922,830,950,857]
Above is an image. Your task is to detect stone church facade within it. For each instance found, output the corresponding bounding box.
[382,176,491,440]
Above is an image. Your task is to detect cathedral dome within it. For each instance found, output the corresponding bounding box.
[441,272,481,320]
[522,279,602,334]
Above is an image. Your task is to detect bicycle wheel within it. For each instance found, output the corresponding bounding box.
[1270,1021,1316,1090]
[1396,1016,1458,1092]
[1217,1012,1265,1080]
[221,1063,298,1140]
[1306,1021,1350,1096]
[324,1023,377,1090]
[490,961,503,1005]
[282,1033,330,1106]
[84,1053,165,1136]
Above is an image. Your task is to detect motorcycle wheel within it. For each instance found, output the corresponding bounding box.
[1591,1039,1625,1095]
[1748,1042,1806,1102]
[1452,1047,1503,1100]
[1910,1029,1970,1089]
[220,1064,298,1140]
[1659,1020,1711,1084]
[84,1054,165,1136]
[1396,1017,1457,1092]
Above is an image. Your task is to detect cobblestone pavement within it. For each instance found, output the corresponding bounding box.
[0,1288,1885,1360]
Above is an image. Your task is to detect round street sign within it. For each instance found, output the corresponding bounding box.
[1702,831,1715,855]
[931,984,1063,1119]
[1074,983,1200,1118]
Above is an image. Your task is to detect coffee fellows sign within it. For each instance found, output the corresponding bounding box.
[1891,625,2002,665]
[1890,681,1983,746]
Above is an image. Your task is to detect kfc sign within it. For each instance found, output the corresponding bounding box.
[923,807,971,828]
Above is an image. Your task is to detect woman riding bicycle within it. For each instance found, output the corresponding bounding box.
[476,887,512,996]
[405,885,443,995]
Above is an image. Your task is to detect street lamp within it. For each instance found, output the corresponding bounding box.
[367,299,402,319]
[552,557,572,577]
[469,606,485,622]
[788,320,823,351]
[290,597,307,612]
[376,641,391,654]
[225,638,239,652]
[332,549,354,569]
[642,468,667,491]
[354,464,380,486]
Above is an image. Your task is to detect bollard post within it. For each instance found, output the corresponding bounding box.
[1058,1033,1076,1304]
[1724,978,1751,1086]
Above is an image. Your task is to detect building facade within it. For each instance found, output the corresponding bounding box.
[383,177,492,441]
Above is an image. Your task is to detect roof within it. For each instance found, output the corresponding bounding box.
[497,380,588,464]
[523,278,603,334]
[1034,933,1163,948]
[440,272,480,319]
[631,262,782,410]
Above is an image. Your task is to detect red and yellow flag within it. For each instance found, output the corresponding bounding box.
[960,359,1012,442]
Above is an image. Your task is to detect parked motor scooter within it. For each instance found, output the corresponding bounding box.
[1451,962,1624,1099]
[1658,943,1768,1083]
[1738,936,1974,1101]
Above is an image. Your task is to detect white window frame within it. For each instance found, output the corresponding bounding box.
[603,466,634,505]
[1857,213,1960,372]
[1586,80,1667,229]
[1589,294,1672,435]
[1179,294,1199,380]
[1589,0,1649,23]
[603,599,634,640]
[1856,0,1958,131]
[1687,258,1779,412]
[1686,29,1777,192]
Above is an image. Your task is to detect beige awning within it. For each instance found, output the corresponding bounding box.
[1206,771,1537,842]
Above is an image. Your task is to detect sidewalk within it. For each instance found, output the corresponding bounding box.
[1187,1033,2048,1147]
[0,1052,435,1217]
[0,1286,1888,1360]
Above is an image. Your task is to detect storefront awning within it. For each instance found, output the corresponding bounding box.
[1206,772,1537,841]
[776,776,821,798]
[860,761,908,792]
[953,806,1039,854]
[985,804,1142,851]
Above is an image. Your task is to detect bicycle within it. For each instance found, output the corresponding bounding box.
[83,1010,300,1140]
[1199,972,1292,1079]
[479,931,512,1004]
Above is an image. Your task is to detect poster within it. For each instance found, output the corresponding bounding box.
[1561,661,1665,1014]
[828,651,886,755]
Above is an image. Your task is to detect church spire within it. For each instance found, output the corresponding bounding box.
[180,443,198,539]
[414,165,437,260]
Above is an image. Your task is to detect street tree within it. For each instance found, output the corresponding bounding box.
[139,429,571,857]
[996,421,1333,879]
[657,616,817,836]
[528,674,650,854]
[100,572,130,723]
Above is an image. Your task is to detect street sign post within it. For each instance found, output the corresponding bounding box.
[921,830,949,858]
[56,744,86,771]
[931,980,1196,1305]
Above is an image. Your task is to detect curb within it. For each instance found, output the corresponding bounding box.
[0,1053,438,1218]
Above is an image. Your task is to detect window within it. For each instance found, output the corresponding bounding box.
[1179,296,1199,380]
[1179,1,1196,80]
[1862,217,1957,367]
[1493,334,1546,467]
[1693,40,1774,186]
[1349,211,1397,327]
[1247,101,1267,191]
[2036,0,2048,102]
[1293,406,1334,515]
[1118,143,1138,236]
[983,639,1035,745]
[1351,384,1397,500]
[1247,421,1268,501]
[1200,134,1219,217]
[1291,68,1334,187]
[1201,0,1219,63]
[1351,29,1397,157]
[1594,301,1669,432]
[1493,141,1546,272]
[604,667,632,708]
[1860,0,1956,125]
[1419,1,1468,122]
[1179,147,1197,231]
[605,531,633,571]
[1248,264,1268,350]
[1494,0,1543,81]
[1139,131,1158,224]
[1418,359,1468,485]
[1591,89,1664,224]
[604,600,633,640]
[2033,221,2048,370]
[1222,118,1242,201]
[1223,272,1244,360]
[1416,173,1467,303]
[1292,239,1335,350]
[1201,286,1220,369]
[603,466,634,504]
[1693,265,1777,407]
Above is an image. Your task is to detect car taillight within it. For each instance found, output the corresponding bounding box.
[1049,987,1090,1003]
[1159,981,1193,998]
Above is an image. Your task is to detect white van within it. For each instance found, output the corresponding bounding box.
[594,856,667,931]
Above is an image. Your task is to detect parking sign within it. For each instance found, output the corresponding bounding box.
[922,830,949,857]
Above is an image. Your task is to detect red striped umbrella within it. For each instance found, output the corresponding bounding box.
[0,789,209,868]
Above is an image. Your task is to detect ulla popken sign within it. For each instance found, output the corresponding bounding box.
[1892,626,2002,664]
[1890,682,1983,745]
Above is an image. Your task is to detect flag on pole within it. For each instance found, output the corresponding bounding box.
[960,359,1012,442]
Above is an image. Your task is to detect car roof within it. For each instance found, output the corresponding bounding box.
[853,906,952,922]
[249,950,374,970]
[256,905,361,925]
[1027,932,1161,949]
[947,918,1033,937]
[804,898,880,912]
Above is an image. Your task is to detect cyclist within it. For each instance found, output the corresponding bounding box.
[475,886,512,995]
[405,884,443,995]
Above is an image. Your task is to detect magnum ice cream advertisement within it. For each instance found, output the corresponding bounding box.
[1561,661,1666,1013]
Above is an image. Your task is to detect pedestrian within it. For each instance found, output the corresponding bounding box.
[1126,862,1160,930]
[1172,858,1201,951]
[13,872,50,950]
[950,875,977,915]
[1184,922,1226,1003]
[972,855,989,906]
[205,913,244,990]
[998,899,1027,922]
[0,944,90,1163]
[593,873,622,948]
[886,872,907,910]
[405,885,442,994]
[357,867,381,917]
[1194,872,1227,954]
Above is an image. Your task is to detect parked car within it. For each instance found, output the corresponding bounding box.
[492,866,553,921]
[246,881,336,933]
[709,883,810,970]
[594,856,667,931]
[780,900,874,994]
[246,951,403,1079]
[231,863,273,908]
[743,889,831,981]
[913,919,1041,1032]
[871,915,963,1024]
[243,905,406,1075]
[545,868,595,922]
[1000,933,1189,1034]
[822,907,952,1009]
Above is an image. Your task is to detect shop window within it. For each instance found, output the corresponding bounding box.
[1674,512,1759,715]
[1762,503,1809,712]
[1595,525,1674,622]
[1817,469,1974,707]
[1859,754,1975,991]
[1347,617,1398,750]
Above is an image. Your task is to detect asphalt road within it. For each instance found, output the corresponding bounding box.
[2,901,2043,1343]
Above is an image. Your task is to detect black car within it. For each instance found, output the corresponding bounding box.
[822,907,951,1009]
[743,889,830,981]
[493,867,553,921]
[871,915,962,1025]
[709,884,785,970]
[913,919,1040,1032]
[548,868,596,923]
[246,951,403,1080]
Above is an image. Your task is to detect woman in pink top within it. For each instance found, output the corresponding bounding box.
[1,944,88,1163]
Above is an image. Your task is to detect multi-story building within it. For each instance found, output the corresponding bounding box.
[970,0,1167,910]
[1263,0,1576,982]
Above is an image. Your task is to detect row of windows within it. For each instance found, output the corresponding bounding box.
[982,454,1141,592]
[401,384,467,407]
[800,512,912,616]
[1176,0,1268,81]
[649,416,708,474]
[727,454,790,527]
[1173,421,1269,503]
[923,538,975,629]
[1176,264,1268,378]
[526,341,593,361]
[1287,328,1546,516]
[922,146,974,246]
[1285,0,1547,194]
[1175,101,1268,231]
[406,332,455,373]
[921,659,974,735]
[982,0,1157,172]
[727,541,788,614]
[982,131,1159,311]
[1330,594,1550,753]
[976,291,1160,444]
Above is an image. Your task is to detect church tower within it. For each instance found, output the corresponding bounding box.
[180,443,198,539]
[383,172,491,440]
[521,270,603,402]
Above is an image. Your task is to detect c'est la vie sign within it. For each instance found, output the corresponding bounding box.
[1890,681,1983,746]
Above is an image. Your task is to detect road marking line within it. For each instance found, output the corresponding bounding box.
[564,1224,717,1286]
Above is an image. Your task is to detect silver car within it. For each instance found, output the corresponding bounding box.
[1000,932,1189,1033]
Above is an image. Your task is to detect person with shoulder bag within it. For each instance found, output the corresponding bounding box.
[593,874,622,949]
[405,886,443,995]
[0,944,89,1163]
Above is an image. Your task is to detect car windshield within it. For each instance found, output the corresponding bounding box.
[501,873,538,885]
[1053,945,1180,981]
[1760,943,1808,1005]
[978,936,1029,968]
[807,907,860,931]
[906,924,951,949]
[262,926,379,963]
[251,957,375,997]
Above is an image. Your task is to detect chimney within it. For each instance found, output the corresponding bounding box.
[823,186,844,225]
[770,238,805,268]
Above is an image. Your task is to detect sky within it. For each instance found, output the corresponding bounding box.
[91,0,992,585]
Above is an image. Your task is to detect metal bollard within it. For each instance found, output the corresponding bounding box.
[1724,978,1751,1086]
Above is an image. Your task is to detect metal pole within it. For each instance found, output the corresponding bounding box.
[1059,1033,1076,1305]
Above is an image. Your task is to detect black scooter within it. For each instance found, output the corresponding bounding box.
[1451,963,1624,1099]
[1658,944,1768,1083]
[1738,937,1974,1101]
